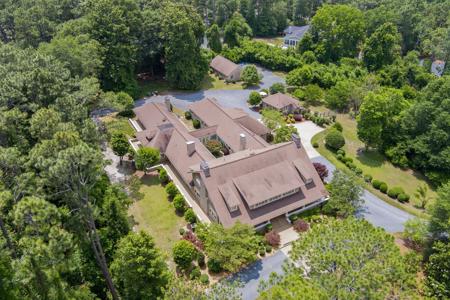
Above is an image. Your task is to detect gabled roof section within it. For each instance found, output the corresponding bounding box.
[188,98,269,152]
[284,25,310,41]
[210,55,240,77]
[262,93,301,110]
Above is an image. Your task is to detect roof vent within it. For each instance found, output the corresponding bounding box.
[200,161,210,177]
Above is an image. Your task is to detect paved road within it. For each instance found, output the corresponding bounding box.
[294,121,414,233]
[231,250,288,300]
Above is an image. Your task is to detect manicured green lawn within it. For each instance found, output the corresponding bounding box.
[201,73,243,90]
[312,113,436,218]
[101,113,135,140]
[128,174,186,260]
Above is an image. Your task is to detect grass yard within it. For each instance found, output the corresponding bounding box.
[253,37,284,47]
[128,174,186,262]
[311,113,436,218]
[136,73,242,99]
[101,113,135,141]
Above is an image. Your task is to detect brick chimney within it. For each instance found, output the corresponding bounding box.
[239,133,247,151]
[291,133,301,148]
[186,141,195,156]
[164,96,172,112]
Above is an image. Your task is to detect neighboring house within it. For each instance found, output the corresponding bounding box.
[283,25,310,47]
[131,98,328,229]
[431,60,446,77]
[210,55,241,82]
[262,93,302,114]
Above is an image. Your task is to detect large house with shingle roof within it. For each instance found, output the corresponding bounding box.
[130,98,328,229]
[210,55,241,82]
[283,25,310,47]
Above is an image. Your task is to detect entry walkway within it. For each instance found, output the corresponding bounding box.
[271,215,299,247]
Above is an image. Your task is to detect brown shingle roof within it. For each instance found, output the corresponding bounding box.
[262,93,301,110]
[189,98,269,152]
[190,142,328,227]
[210,55,240,77]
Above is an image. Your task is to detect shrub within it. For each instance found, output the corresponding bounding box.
[325,129,345,151]
[200,274,209,285]
[313,162,328,182]
[197,252,205,267]
[337,149,345,156]
[312,142,319,148]
[398,193,410,203]
[192,119,201,129]
[241,64,260,87]
[345,161,356,170]
[179,228,185,236]
[182,231,204,250]
[265,223,273,232]
[184,208,197,224]
[289,214,298,222]
[265,245,272,253]
[264,230,281,247]
[259,248,266,256]
[248,91,262,106]
[190,266,201,280]
[173,194,186,213]
[336,154,344,161]
[364,174,373,182]
[293,219,309,232]
[205,139,223,157]
[207,259,222,273]
[185,111,192,120]
[354,167,363,176]
[269,82,286,94]
[158,168,169,184]
[388,187,405,199]
[344,157,353,163]
[165,182,179,199]
[332,122,343,132]
[173,240,197,270]
[379,183,388,193]
[372,180,382,189]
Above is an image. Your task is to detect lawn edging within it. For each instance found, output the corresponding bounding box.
[311,131,429,220]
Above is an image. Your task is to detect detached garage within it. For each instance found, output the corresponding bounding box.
[210,55,241,82]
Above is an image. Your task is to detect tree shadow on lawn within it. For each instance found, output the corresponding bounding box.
[140,171,160,186]
[355,148,384,168]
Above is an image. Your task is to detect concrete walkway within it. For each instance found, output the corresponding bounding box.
[292,121,324,158]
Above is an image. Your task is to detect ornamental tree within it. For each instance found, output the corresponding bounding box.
[111,133,129,164]
[313,162,328,182]
[241,64,260,87]
[323,170,363,218]
[196,222,261,273]
[324,129,345,151]
[248,91,262,106]
[172,240,197,271]
[135,147,160,173]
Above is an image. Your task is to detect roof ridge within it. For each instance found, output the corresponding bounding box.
[206,142,294,169]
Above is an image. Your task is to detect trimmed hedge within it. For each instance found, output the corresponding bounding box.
[372,180,382,189]
[312,142,319,148]
[388,186,405,199]
[158,168,169,184]
[173,194,186,213]
[337,149,345,156]
[398,193,410,203]
[379,183,388,193]
[165,182,179,199]
[336,154,344,161]
[354,168,363,176]
[184,208,197,224]
[185,111,192,120]
[364,174,373,182]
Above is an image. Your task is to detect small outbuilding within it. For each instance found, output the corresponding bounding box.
[262,93,302,114]
[210,55,241,82]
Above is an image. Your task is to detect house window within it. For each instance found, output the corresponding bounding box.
[249,188,300,210]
